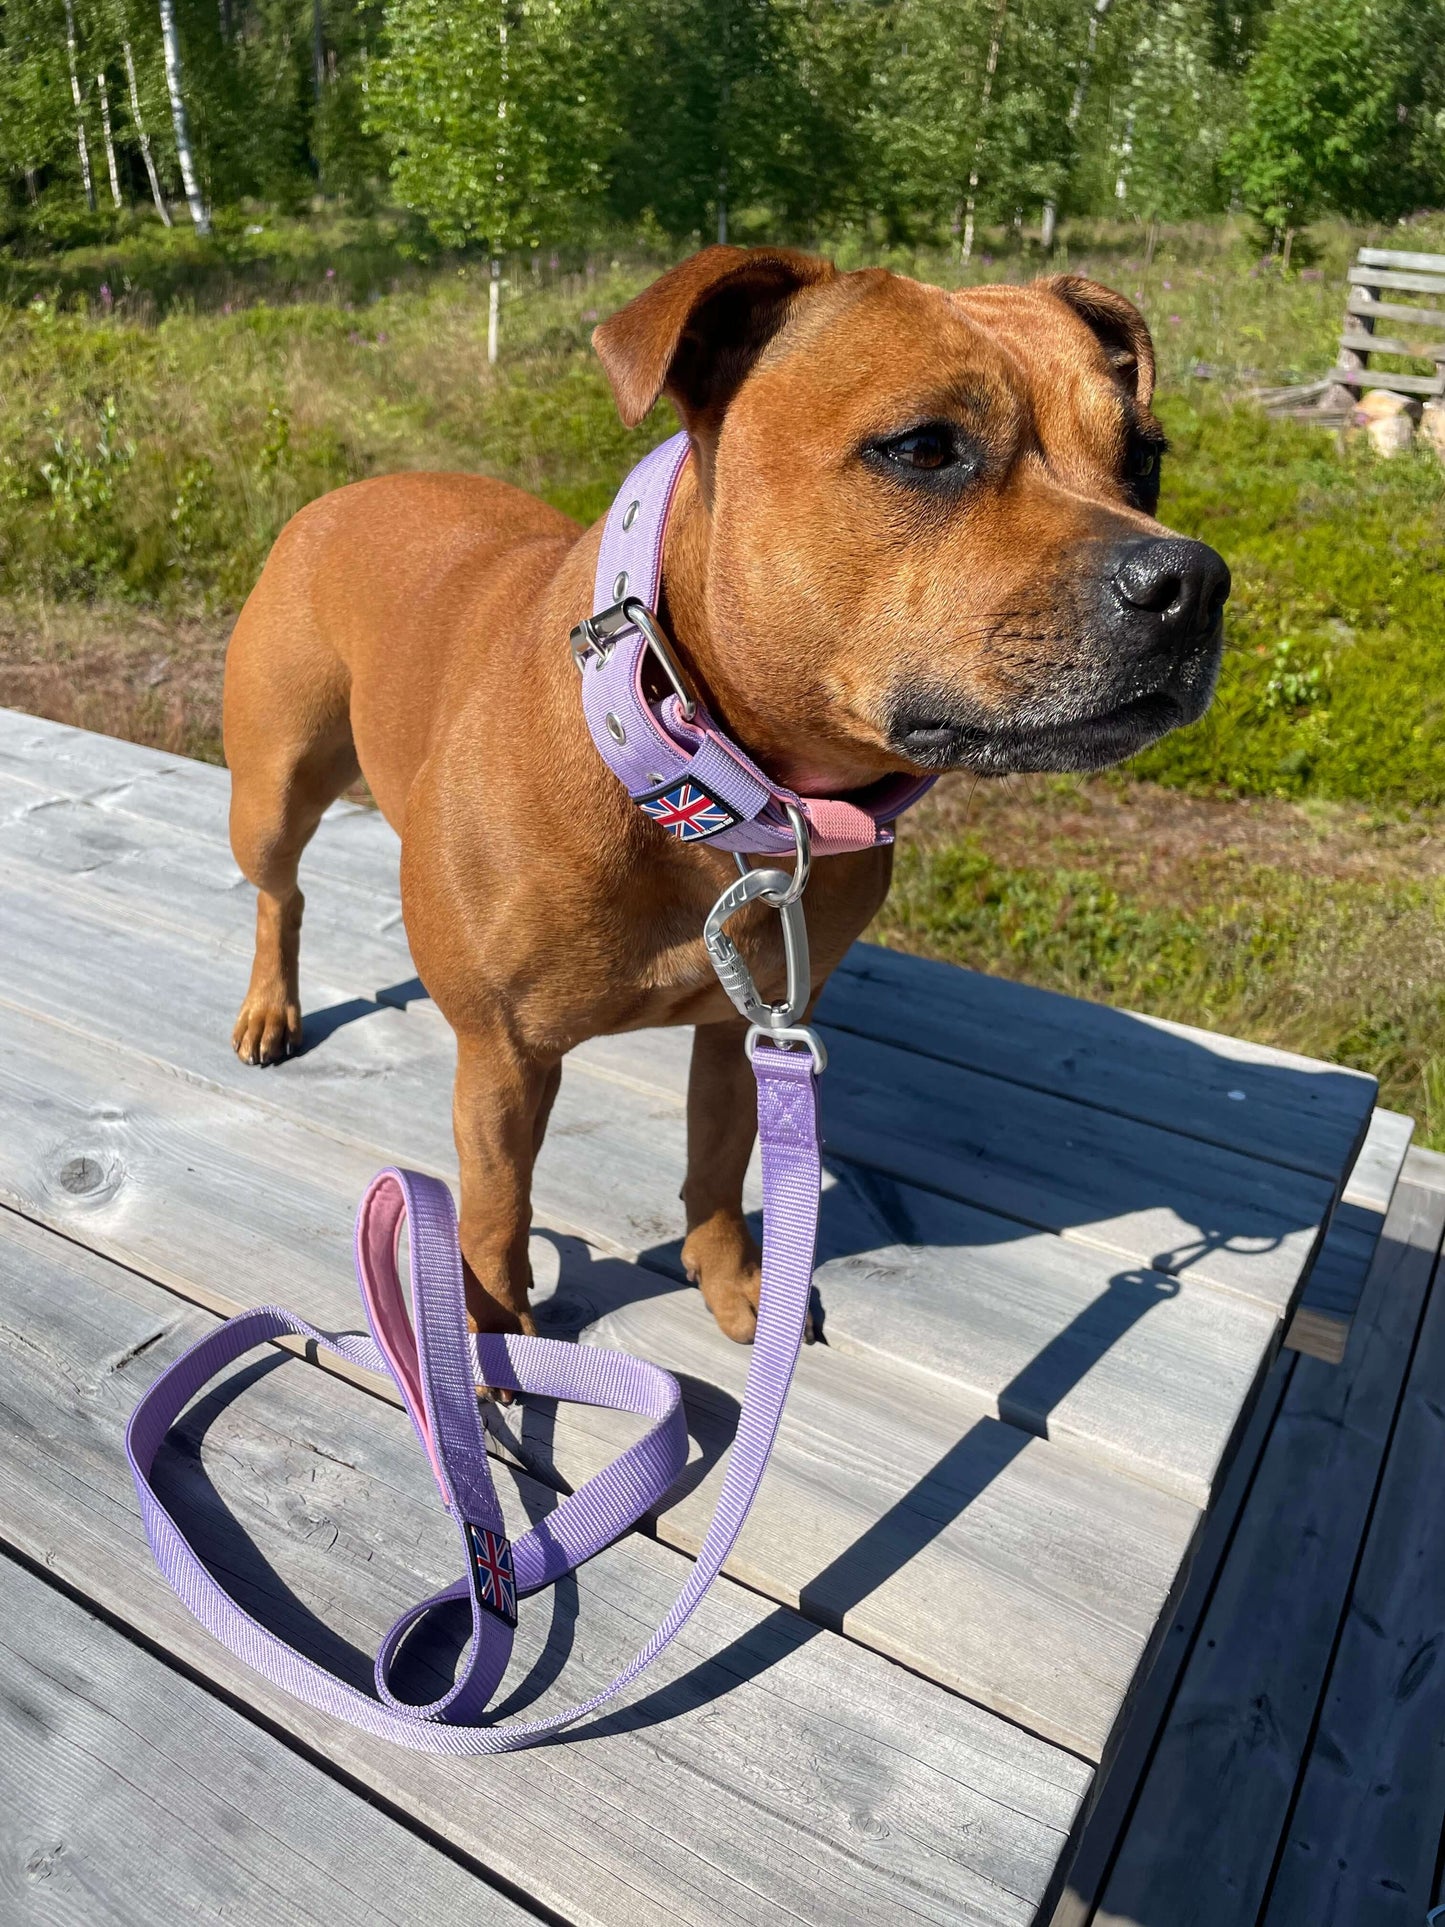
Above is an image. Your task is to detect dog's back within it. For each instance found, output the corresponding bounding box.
[225,471,578,835]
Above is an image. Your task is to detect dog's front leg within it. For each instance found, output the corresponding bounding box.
[452,1027,562,1339]
[681,1019,766,1342]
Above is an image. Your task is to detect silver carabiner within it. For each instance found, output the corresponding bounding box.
[703,864,811,1032]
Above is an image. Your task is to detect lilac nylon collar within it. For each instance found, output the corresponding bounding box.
[575,431,935,857]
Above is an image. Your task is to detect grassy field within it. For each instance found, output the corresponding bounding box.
[4,210,1445,1138]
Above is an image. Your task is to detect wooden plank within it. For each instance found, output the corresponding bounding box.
[1281,1204,1380,1365]
[1356,246,1445,274]
[0,774,418,998]
[527,1269,1205,1759]
[1263,1216,1445,1925]
[1333,364,1444,396]
[0,996,1201,1760]
[814,1024,1336,1317]
[1048,1348,1297,1927]
[0,831,1293,1507]
[0,717,394,901]
[1406,1142,1445,1195]
[0,1204,1089,1926]
[1347,290,1445,331]
[819,944,1376,1186]
[1285,1109,1415,1363]
[1343,1108,1415,1214]
[1347,265,1445,296]
[0,727,1365,1324]
[1340,328,1445,361]
[1093,1175,1445,1927]
[0,708,1379,1191]
[583,1007,1343,1320]
[0,1550,529,1926]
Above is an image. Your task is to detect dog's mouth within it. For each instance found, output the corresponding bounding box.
[889,635,1221,776]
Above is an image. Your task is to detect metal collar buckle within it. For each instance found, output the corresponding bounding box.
[569,598,697,722]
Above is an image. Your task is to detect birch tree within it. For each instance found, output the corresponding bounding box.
[122,33,172,223]
[158,0,209,229]
[96,66,123,202]
[61,0,96,208]
[960,0,1007,260]
[1040,0,1111,246]
[369,0,610,357]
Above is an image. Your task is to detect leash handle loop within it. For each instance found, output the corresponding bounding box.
[126,1042,820,1752]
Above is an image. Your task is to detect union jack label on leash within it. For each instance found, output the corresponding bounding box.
[464,1523,518,1626]
[637,777,740,842]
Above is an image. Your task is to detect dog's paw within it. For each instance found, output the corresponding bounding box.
[683,1221,817,1347]
[683,1222,762,1345]
[467,1295,537,1405]
[232,993,302,1066]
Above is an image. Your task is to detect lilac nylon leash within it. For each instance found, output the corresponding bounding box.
[126,1042,817,1750]
[128,432,924,1747]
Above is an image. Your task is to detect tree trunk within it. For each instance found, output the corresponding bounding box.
[487,13,507,365]
[716,0,730,246]
[218,0,230,38]
[1040,0,1113,247]
[62,0,96,211]
[960,0,1008,263]
[488,256,501,365]
[123,39,173,226]
[158,0,209,231]
[97,71,123,205]
[1114,99,1135,203]
[312,0,326,106]
[24,167,39,205]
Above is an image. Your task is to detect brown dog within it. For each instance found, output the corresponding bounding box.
[223,246,1228,1345]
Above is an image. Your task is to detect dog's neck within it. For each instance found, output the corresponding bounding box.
[655,462,896,796]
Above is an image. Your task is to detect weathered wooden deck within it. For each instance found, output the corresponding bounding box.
[0,705,1433,1924]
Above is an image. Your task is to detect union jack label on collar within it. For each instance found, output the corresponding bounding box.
[464,1523,518,1627]
[637,777,740,842]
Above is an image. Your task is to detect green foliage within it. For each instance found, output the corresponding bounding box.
[1234,0,1445,233]
[605,0,864,242]
[874,828,1445,1141]
[367,0,609,252]
[7,0,1445,253]
[1130,393,1445,807]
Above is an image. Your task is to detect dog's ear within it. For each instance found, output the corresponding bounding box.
[593,246,836,434]
[1040,275,1156,411]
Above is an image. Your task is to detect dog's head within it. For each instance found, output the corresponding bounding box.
[593,246,1228,791]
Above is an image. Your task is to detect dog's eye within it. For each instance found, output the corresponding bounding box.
[1126,435,1167,508]
[864,422,979,491]
[880,425,956,470]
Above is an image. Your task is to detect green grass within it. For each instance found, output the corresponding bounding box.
[1137,397,1445,806]
[874,809,1445,1140]
[0,244,660,607]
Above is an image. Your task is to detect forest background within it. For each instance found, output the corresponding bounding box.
[5,0,1445,1141]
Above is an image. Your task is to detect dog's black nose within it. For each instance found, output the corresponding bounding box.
[1111,537,1230,647]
